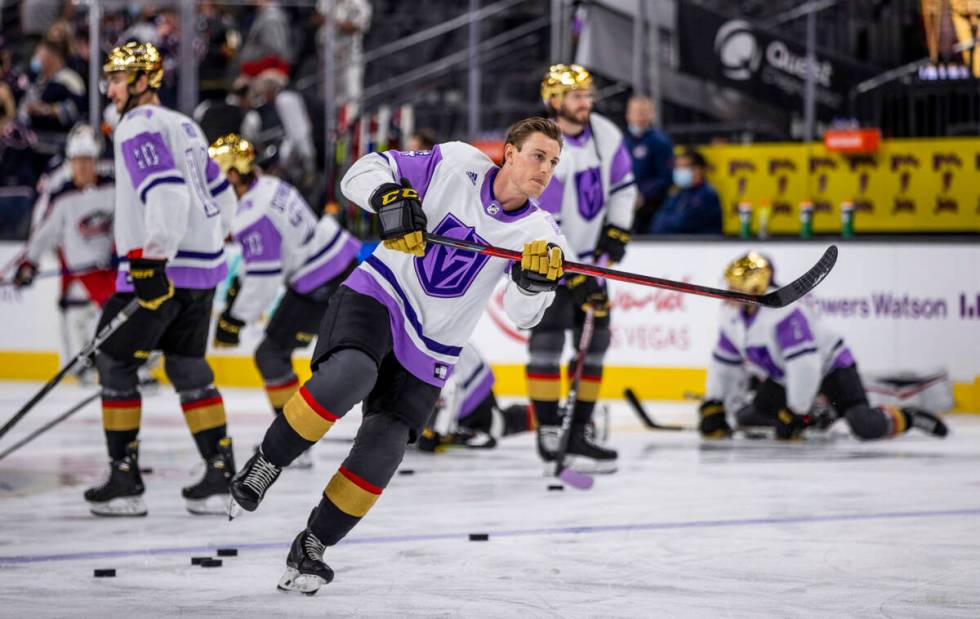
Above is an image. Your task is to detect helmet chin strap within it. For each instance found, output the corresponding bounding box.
[120,76,149,116]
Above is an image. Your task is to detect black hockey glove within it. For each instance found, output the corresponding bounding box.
[214,311,245,348]
[774,408,806,440]
[511,240,563,294]
[129,257,174,310]
[371,178,426,257]
[13,261,37,288]
[698,400,731,439]
[224,275,242,313]
[565,273,610,317]
[594,224,630,263]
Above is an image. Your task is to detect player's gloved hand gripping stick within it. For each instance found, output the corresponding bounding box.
[425,235,838,308]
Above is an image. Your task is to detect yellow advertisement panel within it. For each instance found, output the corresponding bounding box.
[702,138,980,235]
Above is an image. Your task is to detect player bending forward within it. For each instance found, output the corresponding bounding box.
[230,117,570,594]
[85,42,238,517]
[699,252,948,441]
[418,342,536,451]
[530,64,638,474]
[209,133,361,468]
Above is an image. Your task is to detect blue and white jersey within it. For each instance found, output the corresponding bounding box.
[112,104,236,291]
[340,141,571,388]
[537,113,636,260]
[230,175,361,323]
[705,301,856,414]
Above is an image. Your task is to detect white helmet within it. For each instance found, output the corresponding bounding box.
[66,123,101,159]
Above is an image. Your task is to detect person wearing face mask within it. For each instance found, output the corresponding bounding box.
[624,95,674,234]
[648,149,722,235]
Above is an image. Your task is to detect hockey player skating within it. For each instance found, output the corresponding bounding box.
[699,252,948,441]
[84,42,239,517]
[230,117,570,594]
[530,64,637,473]
[417,342,535,452]
[209,133,361,468]
[14,124,115,384]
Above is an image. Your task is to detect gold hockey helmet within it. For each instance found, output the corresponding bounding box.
[103,41,164,89]
[208,133,255,176]
[540,64,593,105]
[724,252,773,295]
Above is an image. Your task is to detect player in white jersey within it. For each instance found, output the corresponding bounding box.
[14,124,115,383]
[229,117,570,594]
[529,64,638,473]
[84,42,239,518]
[417,342,535,451]
[209,133,360,467]
[699,252,948,441]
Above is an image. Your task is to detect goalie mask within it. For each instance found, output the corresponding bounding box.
[208,133,255,176]
[724,252,774,295]
[540,63,593,106]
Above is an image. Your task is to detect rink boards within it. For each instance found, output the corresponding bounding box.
[1,240,977,411]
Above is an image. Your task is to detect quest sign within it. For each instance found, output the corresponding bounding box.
[677,3,871,114]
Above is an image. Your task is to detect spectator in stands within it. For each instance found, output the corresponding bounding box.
[18,35,85,135]
[407,128,437,151]
[648,149,722,235]
[316,0,372,105]
[0,35,24,129]
[625,94,673,234]
[195,76,252,143]
[240,0,294,76]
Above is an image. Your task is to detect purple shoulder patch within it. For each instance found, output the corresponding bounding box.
[775,309,815,350]
[610,140,633,185]
[120,131,176,189]
[538,176,563,215]
[205,157,220,183]
[390,145,443,199]
[235,216,282,263]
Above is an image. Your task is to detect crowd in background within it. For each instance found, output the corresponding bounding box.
[0,0,725,242]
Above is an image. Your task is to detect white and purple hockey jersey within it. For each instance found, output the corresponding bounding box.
[25,172,114,270]
[340,141,571,388]
[230,175,361,322]
[112,104,236,292]
[705,302,857,414]
[537,113,636,259]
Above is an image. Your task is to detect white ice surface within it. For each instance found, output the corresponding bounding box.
[0,383,978,618]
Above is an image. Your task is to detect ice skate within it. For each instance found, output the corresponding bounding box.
[229,449,282,513]
[277,528,334,595]
[905,407,949,437]
[84,441,147,517]
[183,437,236,515]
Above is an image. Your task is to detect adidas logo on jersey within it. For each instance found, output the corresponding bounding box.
[466,171,478,185]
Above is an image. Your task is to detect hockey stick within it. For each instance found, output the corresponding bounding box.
[553,308,595,491]
[0,299,139,440]
[623,388,689,432]
[0,391,99,461]
[427,234,838,308]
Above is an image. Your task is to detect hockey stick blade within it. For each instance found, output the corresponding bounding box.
[426,234,837,308]
[623,388,686,432]
[0,392,99,460]
[758,245,838,308]
[558,467,594,490]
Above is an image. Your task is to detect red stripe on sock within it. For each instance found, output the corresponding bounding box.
[299,386,338,422]
[526,373,560,381]
[181,396,223,412]
[338,465,383,495]
[580,375,602,383]
[102,398,141,408]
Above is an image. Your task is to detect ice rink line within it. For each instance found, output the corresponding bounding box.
[4,506,978,566]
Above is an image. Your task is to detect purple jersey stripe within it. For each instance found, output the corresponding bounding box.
[537,176,563,215]
[389,145,443,200]
[342,269,454,388]
[291,238,360,294]
[139,176,185,204]
[716,333,740,358]
[610,141,633,185]
[458,370,494,420]
[116,262,228,292]
[775,309,815,351]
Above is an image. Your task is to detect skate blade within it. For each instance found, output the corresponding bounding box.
[186,494,231,516]
[227,495,245,521]
[277,567,325,596]
[88,496,148,517]
[558,467,594,490]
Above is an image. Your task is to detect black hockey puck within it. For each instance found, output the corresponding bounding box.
[398,469,415,476]
[468,533,489,542]
[547,484,564,491]
[200,558,223,568]
[94,568,115,578]
[191,556,210,565]
[216,548,238,557]
[140,467,154,474]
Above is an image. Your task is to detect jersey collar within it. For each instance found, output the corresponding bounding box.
[480,167,537,223]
